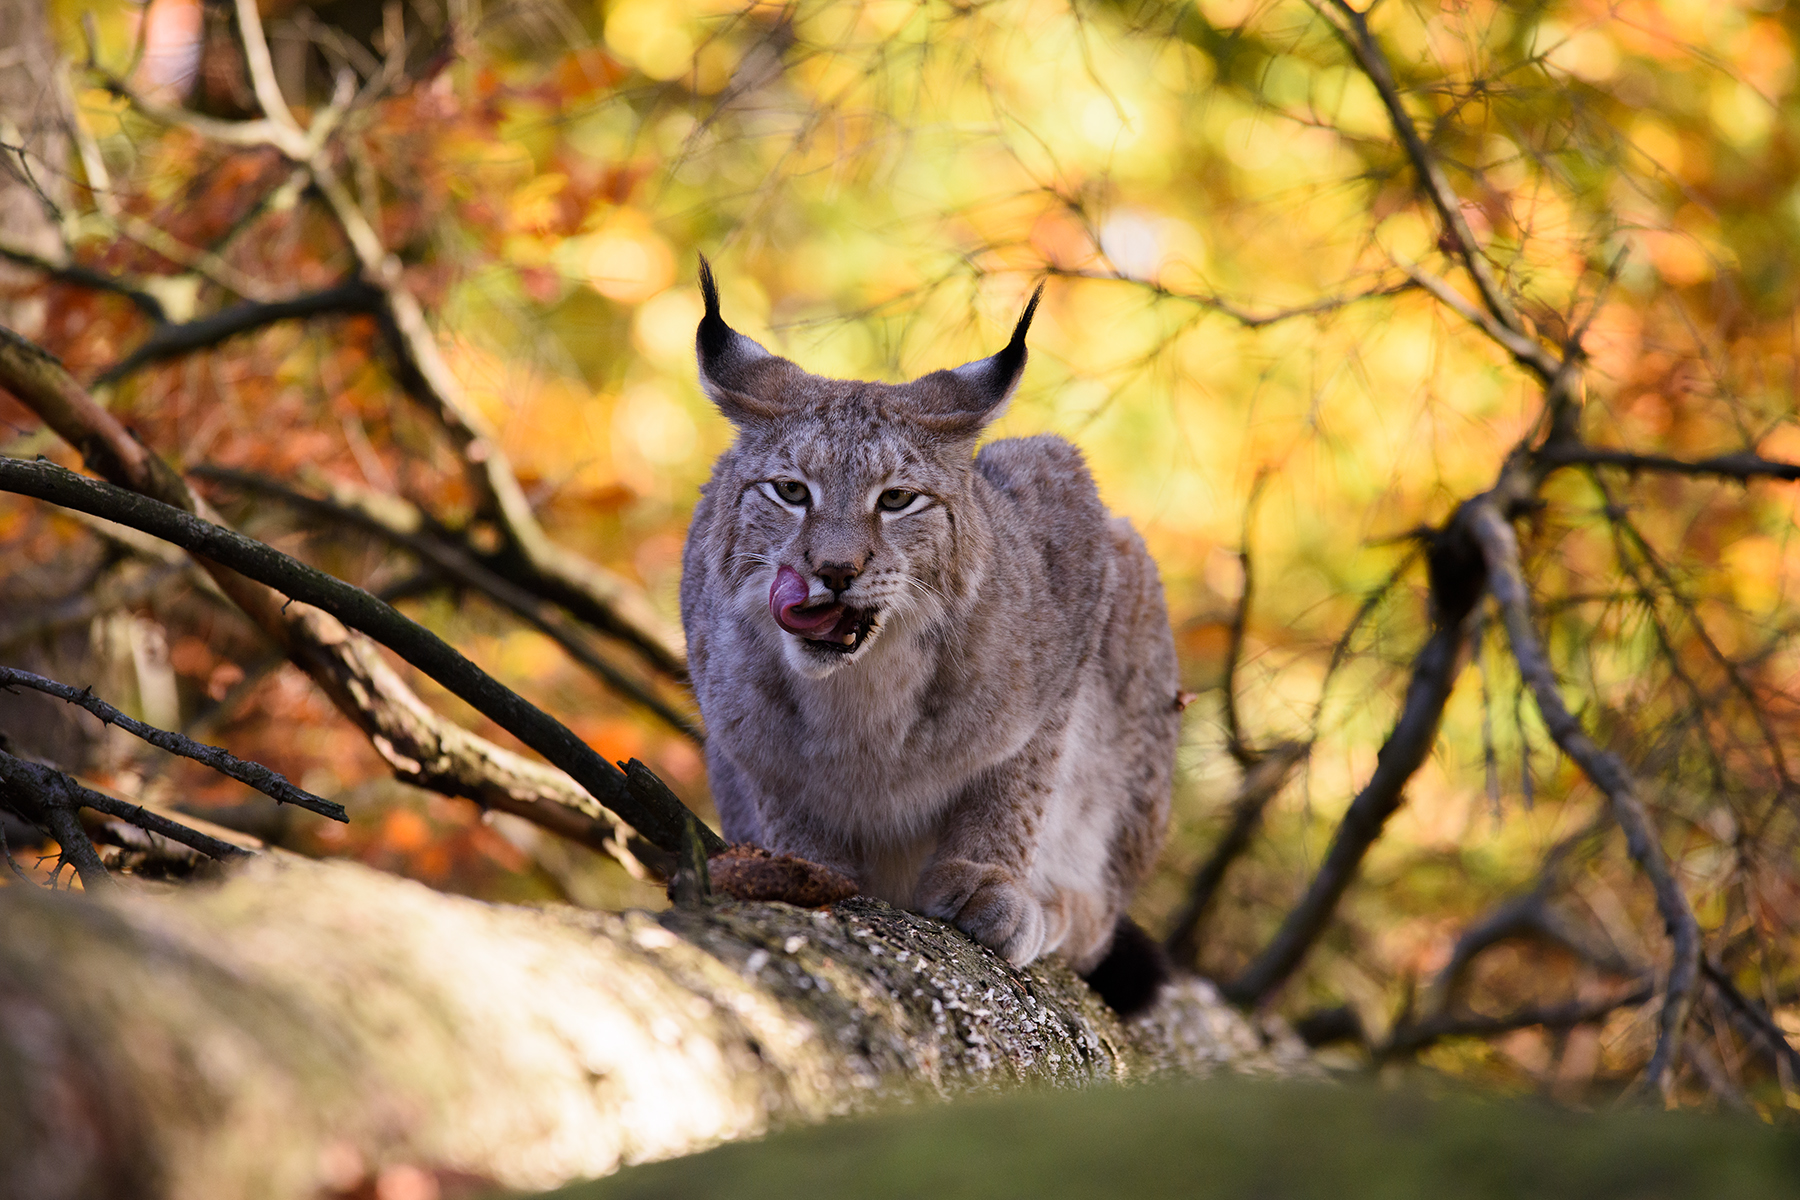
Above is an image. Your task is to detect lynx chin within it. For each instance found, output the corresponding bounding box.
[680,259,1181,1012]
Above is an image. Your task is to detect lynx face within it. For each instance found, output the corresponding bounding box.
[710,400,971,678]
[693,262,1038,679]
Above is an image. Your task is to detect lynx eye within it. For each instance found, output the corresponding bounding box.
[877,488,919,512]
[771,480,811,506]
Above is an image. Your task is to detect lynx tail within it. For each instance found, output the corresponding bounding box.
[1080,916,1170,1017]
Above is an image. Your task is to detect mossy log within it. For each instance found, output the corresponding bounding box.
[553,1074,1800,1200]
[0,857,1312,1199]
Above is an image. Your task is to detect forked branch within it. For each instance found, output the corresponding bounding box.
[0,324,700,870]
[1221,531,1480,1006]
[1468,500,1701,1101]
[0,456,720,858]
[0,667,345,822]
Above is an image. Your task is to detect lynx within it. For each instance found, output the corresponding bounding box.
[680,261,1181,1008]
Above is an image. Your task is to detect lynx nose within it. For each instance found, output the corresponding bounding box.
[814,561,861,593]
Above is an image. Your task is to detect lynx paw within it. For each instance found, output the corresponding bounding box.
[915,859,1046,967]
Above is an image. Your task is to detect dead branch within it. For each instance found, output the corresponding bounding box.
[91,11,689,683]
[1221,475,1267,766]
[92,278,383,385]
[1221,564,1478,1006]
[1311,0,1553,380]
[0,666,346,821]
[194,466,705,743]
[0,749,115,889]
[0,235,167,320]
[1469,499,1702,1101]
[0,321,676,874]
[1165,741,1308,970]
[1381,983,1655,1059]
[1590,470,1789,791]
[1539,445,1800,484]
[0,455,721,857]
[76,788,252,864]
[1702,958,1800,1081]
[1046,266,1419,329]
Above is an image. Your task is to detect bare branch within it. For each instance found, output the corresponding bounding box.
[0,236,167,321]
[87,39,689,682]
[1382,983,1655,1059]
[1165,741,1308,970]
[0,321,676,874]
[1222,473,1267,766]
[330,192,689,680]
[195,467,705,743]
[1537,445,1800,484]
[1222,584,1477,1006]
[0,667,346,822]
[1311,0,1529,347]
[1046,266,1418,329]
[1469,499,1701,1102]
[109,210,280,303]
[232,0,302,135]
[0,750,114,890]
[1702,958,1800,1081]
[93,278,383,385]
[77,791,252,864]
[1394,258,1560,381]
[0,456,721,857]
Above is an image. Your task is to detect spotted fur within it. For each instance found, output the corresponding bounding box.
[680,262,1180,974]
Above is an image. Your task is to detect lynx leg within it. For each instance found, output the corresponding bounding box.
[915,858,1047,967]
[915,753,1054,967]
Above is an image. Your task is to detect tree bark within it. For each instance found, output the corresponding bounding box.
[0,858,1315,1200]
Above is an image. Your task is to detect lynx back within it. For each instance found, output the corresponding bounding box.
[680,261,1180,1003]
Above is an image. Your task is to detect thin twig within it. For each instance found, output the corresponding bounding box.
[0,667,346,822]
[1381,982,1655,1058]
[78,791,251,863]
[0,236,167,321]
[0,322,671,877]
[1045,266,1419,329]
[1312,0,1533,354]
[1222,473,1267,766]
[93,278,384,385]
[1702,958,1800,1081]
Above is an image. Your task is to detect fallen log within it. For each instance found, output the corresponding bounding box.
[0,856,1313,1199]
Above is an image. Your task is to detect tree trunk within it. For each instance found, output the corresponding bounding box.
[0,857,1314,1199]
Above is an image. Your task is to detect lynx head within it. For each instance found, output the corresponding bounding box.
[694,257,1041,678]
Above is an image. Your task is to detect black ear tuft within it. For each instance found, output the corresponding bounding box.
[989,281,1043,388]
[920,281,1045,433]
[697,253,730,362]
[694,255,787,423]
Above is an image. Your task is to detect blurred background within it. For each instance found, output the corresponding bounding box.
[1,0,1796,1110]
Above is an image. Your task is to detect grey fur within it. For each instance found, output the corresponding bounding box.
[681,270,1180,971]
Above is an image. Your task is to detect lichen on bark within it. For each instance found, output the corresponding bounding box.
[0,856,1312,1199]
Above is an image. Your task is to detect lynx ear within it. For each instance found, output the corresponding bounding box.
[695,255,793,424]
[913,284,1042,435]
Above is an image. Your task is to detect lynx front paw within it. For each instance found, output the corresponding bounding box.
[915,859,1047,967]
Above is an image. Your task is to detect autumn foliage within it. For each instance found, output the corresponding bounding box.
[2,0,1798,1112]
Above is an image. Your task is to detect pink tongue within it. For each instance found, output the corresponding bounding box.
[770,565,845,636]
